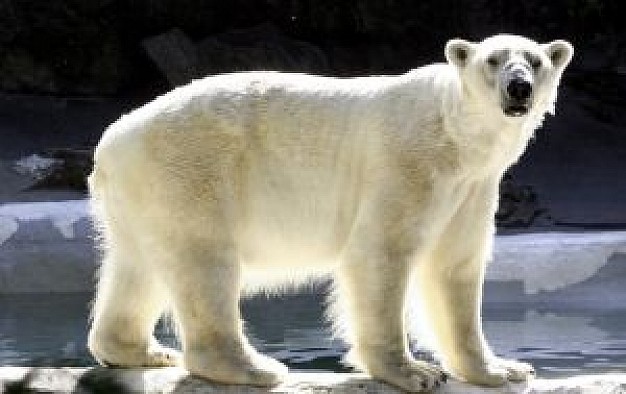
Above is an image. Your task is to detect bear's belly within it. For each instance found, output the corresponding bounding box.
[236,168,362,268]
[231,128,368,268]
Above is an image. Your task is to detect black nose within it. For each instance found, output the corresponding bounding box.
[507,79,532,101]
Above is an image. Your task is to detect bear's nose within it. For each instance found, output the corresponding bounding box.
[507,79,532,101]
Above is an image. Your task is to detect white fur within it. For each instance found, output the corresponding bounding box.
[88,34,572,391]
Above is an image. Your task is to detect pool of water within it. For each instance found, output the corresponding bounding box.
[1,291,626,378]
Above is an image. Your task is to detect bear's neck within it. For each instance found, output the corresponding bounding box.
[445,98,539,175]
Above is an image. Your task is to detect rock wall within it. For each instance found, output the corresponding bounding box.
[0,1,623,97]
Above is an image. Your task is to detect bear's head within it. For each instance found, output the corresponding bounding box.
[445,34,573,119]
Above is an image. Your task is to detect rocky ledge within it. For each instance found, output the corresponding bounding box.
[0,367,625,394]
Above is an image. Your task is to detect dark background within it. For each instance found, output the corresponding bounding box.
[0,0,625,229]
[1,0,624,96]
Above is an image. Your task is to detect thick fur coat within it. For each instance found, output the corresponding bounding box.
[88,35,573,391]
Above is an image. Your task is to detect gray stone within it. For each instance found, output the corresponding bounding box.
[142,29,200,87]
[1,367,625,393]
[195,23,328,76]
[141,24,329,89]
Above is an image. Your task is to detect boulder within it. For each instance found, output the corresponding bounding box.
[142,24,329,88]
[142,29,199,87]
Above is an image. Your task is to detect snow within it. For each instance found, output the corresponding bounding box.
[0,200,88,244]
[488,231,626,294]
[0,217,18,246]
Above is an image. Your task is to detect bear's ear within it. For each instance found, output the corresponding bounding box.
[445,39,475,68]
[543,40,574,69]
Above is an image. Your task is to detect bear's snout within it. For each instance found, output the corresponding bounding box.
[501,66,533,117]
[507,79,532,101]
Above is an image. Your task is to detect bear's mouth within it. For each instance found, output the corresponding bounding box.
[503,104,529,117]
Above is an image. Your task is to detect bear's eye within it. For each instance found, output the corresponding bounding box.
[529,57,542,70]
[487,56,499,67]
[524,52,542,70]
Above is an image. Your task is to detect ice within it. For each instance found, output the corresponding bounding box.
[0,217,18,246]
[0,200,88,245]
[488,231,626,294]
[485,310,608,360]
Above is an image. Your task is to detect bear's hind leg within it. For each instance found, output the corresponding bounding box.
[88,245,180,367]
[335,251,447,393]
[160,241,287,386]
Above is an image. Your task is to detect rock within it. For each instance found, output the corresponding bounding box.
[0,50,58,93]
[0,1,624,95]
[0,367,625,393]
[0,1,131,95]
[496,174,552,228]
[142,24,329,87]
[31,148,93,191]
[195,23,328,76]
[142,29,200,87]
[12,149,93,192]
[13,154,64,180]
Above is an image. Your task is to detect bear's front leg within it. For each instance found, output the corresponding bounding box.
[159,240,287,386]
[417,180,535,386]
[337,247,448,392]
[418,260,534,386]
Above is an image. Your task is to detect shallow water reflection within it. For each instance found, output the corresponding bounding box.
[483,303,626,376]
[1,292,625,377]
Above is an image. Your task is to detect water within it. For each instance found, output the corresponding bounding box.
[483,302,626,376]
[1,291,626,377]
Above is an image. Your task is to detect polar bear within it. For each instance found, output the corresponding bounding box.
[87,34,572,391]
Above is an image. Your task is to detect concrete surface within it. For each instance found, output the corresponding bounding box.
[1,367,626,393]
